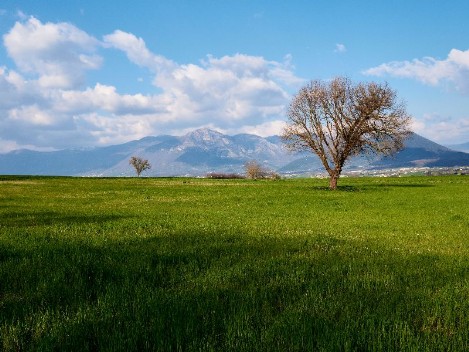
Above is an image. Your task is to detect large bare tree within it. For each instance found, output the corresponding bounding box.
[282,77,411,189]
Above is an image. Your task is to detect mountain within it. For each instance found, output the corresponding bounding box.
[0,129,468,176]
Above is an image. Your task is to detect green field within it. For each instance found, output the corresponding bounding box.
[1,175,468,351]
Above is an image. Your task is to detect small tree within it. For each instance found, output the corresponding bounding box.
[244,160,269,179]
[129,156,151,177]
[282,77,411,189]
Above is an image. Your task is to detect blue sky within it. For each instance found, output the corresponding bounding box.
[1,1,468,152]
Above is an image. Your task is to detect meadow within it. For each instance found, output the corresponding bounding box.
[0,175,468,351]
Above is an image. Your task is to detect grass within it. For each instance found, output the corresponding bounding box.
[0,175,468,351]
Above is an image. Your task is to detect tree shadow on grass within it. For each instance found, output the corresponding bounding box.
[1,229,468,351]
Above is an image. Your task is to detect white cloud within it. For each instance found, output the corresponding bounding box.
[364,48,469,94]
[16,10,28,20]
[225,119,287,137]
[334,43,346,53]
[3,16,101,88]
[103,30,175,73]
[0,66,48,113]
[80,112,157,145]
[8,105,55,125]
[154,53,297,127]
[56,84,167,115]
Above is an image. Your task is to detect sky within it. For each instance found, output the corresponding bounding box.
[1,0,468,152]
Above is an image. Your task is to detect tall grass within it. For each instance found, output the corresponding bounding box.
[0,175,468,351]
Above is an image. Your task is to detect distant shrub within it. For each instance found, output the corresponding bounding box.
[244,160,280,180]
[268,172,282,180]
[206,173,245,179]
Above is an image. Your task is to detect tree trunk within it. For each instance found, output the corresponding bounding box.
[329,173,339,190]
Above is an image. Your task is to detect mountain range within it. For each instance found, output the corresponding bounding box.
[1,128,468,176]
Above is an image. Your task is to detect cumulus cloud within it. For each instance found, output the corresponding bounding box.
[364,48,469,94]
[102,30,302,131]
[0,67,49,117]
[8,105,55,125]
[154,53,295,125]
[3,16,101,88]
[56,84,167,115]
[103,30,175,73]
[0,18,303,152]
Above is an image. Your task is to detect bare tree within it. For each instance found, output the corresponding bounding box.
[129,156,151,177]
[282,77,411,189]
[244,160,269,179]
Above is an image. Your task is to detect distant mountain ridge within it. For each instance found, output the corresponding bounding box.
[1,128,468,176]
